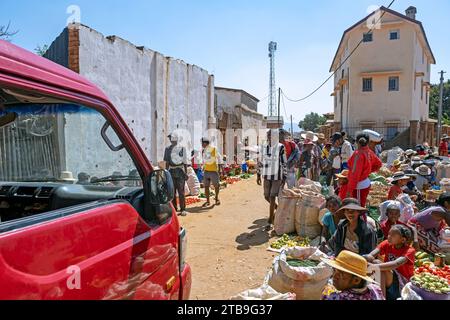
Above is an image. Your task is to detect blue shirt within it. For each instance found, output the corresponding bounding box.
[322,211,338,237]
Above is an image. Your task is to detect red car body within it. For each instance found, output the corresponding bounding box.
[0,40,191,300]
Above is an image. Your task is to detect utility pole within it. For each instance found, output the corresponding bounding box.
[437,70,446,146]
[268,42,277,117]
[290,115,293,136]
[277,87,281,129]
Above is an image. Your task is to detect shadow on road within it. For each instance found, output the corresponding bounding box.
[187,204,216,214]
[235,218,271,251]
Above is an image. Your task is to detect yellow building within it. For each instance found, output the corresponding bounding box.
[330,6,437,146]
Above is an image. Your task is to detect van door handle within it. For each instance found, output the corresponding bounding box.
[166,276,176,292]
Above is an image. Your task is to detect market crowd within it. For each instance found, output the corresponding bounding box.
[257,128,450,300]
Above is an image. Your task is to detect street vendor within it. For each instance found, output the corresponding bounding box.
[414,164,433,192]
[364,225,416,300]
[201,137,221,207]
[387,171,410,200]
[346,133,383,207]
[321,195,344,241]
[325,133,343,186]
[328,202,378,256]
[407,193,450,254]
[298,139,316,181]
[321,250,385,300]
[281,129,300,188]
[390,159,402,173]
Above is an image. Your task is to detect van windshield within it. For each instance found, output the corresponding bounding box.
[0,103,142,187]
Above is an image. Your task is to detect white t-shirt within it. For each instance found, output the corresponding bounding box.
[341,140,354,163]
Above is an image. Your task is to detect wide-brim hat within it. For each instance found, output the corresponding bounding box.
[337,203,367,213]
[321,251,376,284]
[392,159,402,167]
[415,165,432,176]
[60,171,76,182]
[391,171,410,183]
[404,149,416,156]
[301,131,318,142]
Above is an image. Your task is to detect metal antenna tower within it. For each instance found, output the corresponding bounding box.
[268,41,277,116]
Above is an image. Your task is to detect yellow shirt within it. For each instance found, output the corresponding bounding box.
[203,146,218,172]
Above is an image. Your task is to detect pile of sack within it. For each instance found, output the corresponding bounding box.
[274,179,325,238]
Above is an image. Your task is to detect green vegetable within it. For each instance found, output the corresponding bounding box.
[286,259,319,268]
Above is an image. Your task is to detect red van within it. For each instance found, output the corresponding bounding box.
[0,40,191,300]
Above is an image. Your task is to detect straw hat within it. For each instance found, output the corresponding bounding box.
[335,169,350,180]
[301,131,318,142]
[415,165,431,176]
[392,159,402,167]
[391,171,410,183]
[337,203,367,213]
[321,250,376,284]
[404,149,416,156]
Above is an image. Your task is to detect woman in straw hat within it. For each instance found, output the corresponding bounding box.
[414,164,432,192]
[321,250,384,300]
[387,171,410,201]
[328,200,377,257]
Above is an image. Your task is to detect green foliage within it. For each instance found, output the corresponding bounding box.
[298,112,327,131]
[34,44,49,57]
[429,80,450,125]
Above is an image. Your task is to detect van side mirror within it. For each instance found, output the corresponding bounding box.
[147,169,174,205]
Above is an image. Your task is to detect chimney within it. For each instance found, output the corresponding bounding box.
[405,6,417,20]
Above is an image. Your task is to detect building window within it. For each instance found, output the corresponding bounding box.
[390,30,399,40]
[363,78,373,92]
[386,126,399,140]
[363,33,373,42]
[426,90,429,105]
[421,80,424,100]
[389,77,399,91]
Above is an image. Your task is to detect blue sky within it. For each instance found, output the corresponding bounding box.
[1,0,449,127]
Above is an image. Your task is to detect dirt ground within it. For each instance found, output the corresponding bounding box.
[179,176,278,300]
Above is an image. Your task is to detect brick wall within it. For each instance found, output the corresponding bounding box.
[67,25,79,73]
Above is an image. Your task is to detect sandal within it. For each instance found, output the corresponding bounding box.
[215,199,221,206]
[202,202,211,208]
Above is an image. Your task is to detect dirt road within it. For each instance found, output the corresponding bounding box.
[179,176,277,300]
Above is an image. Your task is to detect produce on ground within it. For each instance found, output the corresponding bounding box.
[377,166,393,178]
[411,273,450,295]
[369,173,388,186]
[184,197,202,206]
[270,234,311,249]
[286,258,320,268]
[199,191,215,198]
[367,182,390,207]
[240,173,252,179]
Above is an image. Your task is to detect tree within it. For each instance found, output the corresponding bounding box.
[430,80,450,125]
[35,44,49,57]
[298,112,326,132]
[0,22,18,40]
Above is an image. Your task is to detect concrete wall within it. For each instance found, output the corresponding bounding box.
[47,24,215,170]
[332,11,434,131]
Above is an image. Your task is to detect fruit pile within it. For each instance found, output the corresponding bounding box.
[185,197,202,206]
[415,251,433,267]
[226,177,241,185]
[415,265,450,285]
[240,173,252,179]
[270,234,310,250]
[411,273,450,295]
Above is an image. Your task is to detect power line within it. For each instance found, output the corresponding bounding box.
[281,0,396,103]
[281,93,288,119]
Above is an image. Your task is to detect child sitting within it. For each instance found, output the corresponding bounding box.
[364,225,416,300]
[335,169,349,201]
[380,203,419,250]
[321,196,344,241]
[387,172,410,200]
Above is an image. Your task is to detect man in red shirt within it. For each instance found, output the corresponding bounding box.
[439,135,449,156]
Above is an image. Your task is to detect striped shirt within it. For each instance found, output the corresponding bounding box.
[259,143,287,181]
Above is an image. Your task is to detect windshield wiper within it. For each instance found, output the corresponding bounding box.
[91,175,141,183]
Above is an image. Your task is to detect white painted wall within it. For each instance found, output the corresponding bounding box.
[66,25,214,170]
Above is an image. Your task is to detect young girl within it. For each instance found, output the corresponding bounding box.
[364,225,416,300]
[387,172,410,200]
[335,170,349,201]
[321,196,344,241]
